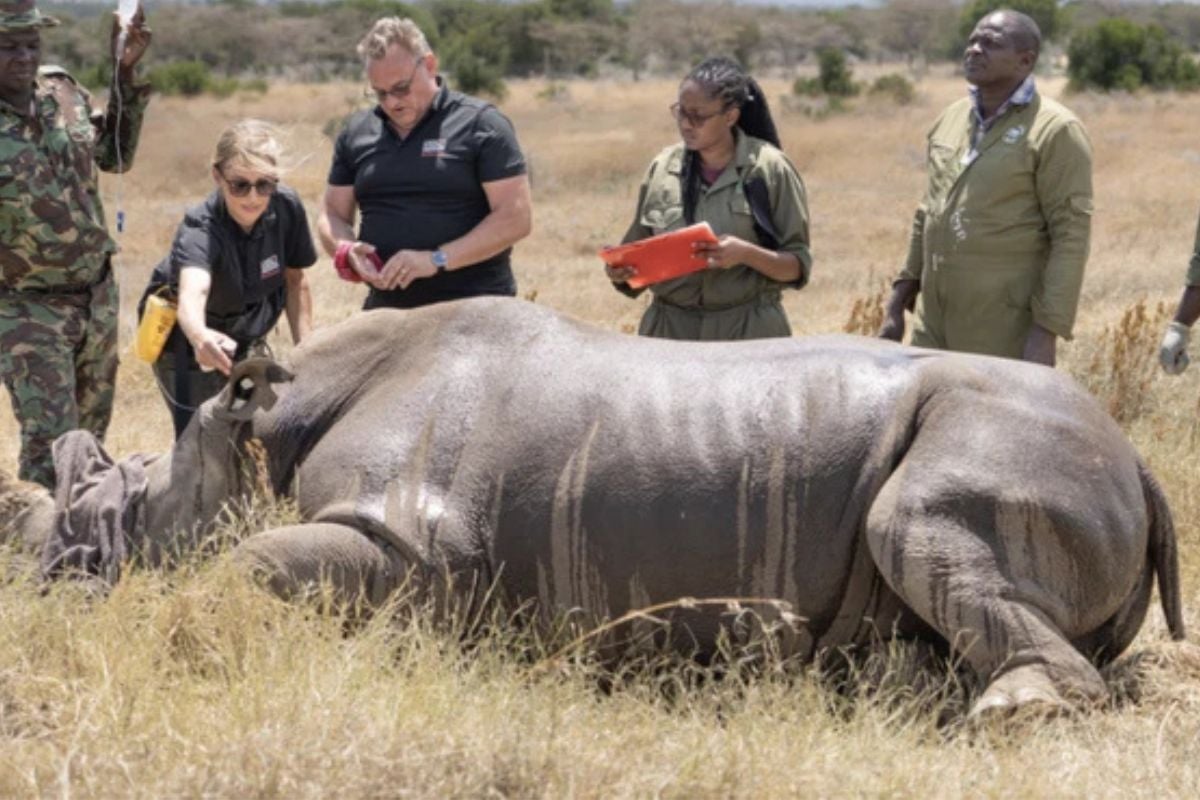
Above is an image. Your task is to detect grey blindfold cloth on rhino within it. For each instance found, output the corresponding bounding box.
[40,430,149,585]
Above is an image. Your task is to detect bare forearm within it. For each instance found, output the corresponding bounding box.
[285,272,312,344]
[175,289,209,345]
[1173,285,1200,327]
[886,279,920,315]
[742,244,802,283]
[1022,323,1057,367]
[879,279,919,342]
[318,214,356,258]
[440,206,531,271]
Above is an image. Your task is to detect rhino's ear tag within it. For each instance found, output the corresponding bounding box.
[215,358,296,421]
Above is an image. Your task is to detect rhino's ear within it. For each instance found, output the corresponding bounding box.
[215,358,296,421]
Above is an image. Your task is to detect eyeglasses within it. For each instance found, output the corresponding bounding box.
[669,102,728,128]
[365,57,425,103]
[221,173,279,198]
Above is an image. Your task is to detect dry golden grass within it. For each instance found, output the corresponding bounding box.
[4,68,1200,795]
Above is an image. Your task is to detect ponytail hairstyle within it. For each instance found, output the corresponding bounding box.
[679,56,780,224]
[684,56,780,148]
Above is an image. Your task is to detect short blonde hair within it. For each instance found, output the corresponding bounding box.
[356,17,431,64]
[212,119,284,178]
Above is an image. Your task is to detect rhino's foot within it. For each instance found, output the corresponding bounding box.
[969,662,1105,723]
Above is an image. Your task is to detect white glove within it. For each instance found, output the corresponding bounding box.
[1160,321,1191,375]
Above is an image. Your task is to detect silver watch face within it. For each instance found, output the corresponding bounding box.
[432,250,448,270]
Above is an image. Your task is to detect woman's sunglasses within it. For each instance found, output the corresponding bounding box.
[221,173,279,198]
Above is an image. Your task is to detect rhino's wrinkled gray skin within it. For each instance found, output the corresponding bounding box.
[3,297,1185,717]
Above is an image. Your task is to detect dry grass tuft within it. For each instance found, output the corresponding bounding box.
[1104,639,1200,711]
[842,280,889,336]
[1076,299,1172,422]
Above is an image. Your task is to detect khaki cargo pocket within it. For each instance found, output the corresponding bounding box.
[941,266,1033,357]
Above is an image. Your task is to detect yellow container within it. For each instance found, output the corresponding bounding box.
[135,292,177,363]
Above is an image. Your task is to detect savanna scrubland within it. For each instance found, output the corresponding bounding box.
[4,68,1200,796]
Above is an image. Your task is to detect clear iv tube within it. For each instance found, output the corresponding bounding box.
[112,0,137,233]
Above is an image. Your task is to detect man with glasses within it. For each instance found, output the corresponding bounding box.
[318,17,532,310]
[879,10,1092,367]
[0,0,151,487]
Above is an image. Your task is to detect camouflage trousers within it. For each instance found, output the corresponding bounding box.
[0,272,119,489]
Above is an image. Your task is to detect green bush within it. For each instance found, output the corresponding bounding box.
[792,76,823,97]
[1068,19,1200,92]
[793,49,860,98]
[148,60,212,96]
[445,51,508,99]
[818,48,859,97]
[208,77,242,99]
[869,73,915,105]
[75,62,111,92]
[240,77,270,94]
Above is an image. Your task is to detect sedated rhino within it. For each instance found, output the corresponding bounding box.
[0,297,1184,718]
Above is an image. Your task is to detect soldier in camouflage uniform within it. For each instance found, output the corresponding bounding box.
[0,0,151,487]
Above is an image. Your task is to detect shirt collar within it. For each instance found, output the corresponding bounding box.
[969,75,1036,128]
[0,78,44,117]
[667,127,757,176]
[212,189,277,240]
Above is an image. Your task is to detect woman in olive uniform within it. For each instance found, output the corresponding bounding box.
[606,57,812,340]
[141,119,316,437]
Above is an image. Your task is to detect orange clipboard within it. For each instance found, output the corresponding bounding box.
[599,222,719,289]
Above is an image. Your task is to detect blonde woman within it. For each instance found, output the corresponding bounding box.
[140,119,316,437]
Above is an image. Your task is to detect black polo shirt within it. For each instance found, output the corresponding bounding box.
[144,185,317,363]
[329,81,527,309]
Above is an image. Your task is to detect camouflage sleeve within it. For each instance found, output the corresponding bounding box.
[91,76,152,174]
[1031,119,1093,340]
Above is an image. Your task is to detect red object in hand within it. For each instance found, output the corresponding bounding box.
[599,223,720,289]
[334,241,383,283]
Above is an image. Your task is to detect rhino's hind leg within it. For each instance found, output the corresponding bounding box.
[234,523,406,607]
[865,472,1109,720]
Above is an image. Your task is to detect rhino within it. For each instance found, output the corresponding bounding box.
[0,297,1184,718]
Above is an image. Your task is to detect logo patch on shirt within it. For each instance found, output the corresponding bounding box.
[1003,125,1026,144]
[422,138,448,157]
[260,254,280,279]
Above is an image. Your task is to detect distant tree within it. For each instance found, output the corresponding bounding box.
[879,0,958,63]
[794,47,860,98]
[816,47,859,97]
[528,17,618,76]
[547,0,616,22]
[1067,18,1200,92]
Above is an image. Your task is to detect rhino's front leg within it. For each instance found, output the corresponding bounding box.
[234,522,410,607]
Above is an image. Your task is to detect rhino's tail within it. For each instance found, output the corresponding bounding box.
[1140,459,1186,641]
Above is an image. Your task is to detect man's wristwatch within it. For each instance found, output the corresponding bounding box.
[431,249,449,273]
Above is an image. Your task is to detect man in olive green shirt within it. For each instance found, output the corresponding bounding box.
[879,10,1093,366]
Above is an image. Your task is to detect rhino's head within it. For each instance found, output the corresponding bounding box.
[6,359,296,580]
[139,358,295,557]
